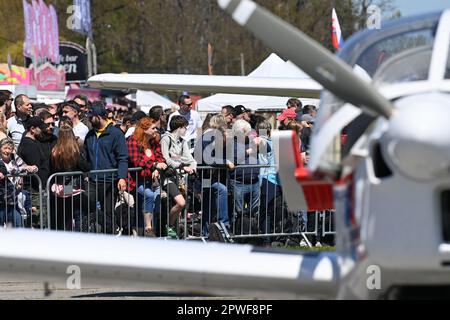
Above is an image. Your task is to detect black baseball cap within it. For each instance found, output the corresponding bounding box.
[86,104,108,118]
[234,105,250,116]
[25,117,47,131]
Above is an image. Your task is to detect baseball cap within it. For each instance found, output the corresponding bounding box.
[87,104,108,118]
[63,101,81,112]
[277,108,297,121]
[234,105,250,116]
[25,117,47,131]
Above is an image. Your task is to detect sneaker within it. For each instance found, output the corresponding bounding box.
[165,226,178,239]
[299,239,308,247]
[315,241,323,248]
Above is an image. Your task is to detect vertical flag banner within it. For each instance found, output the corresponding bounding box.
[50,5,60,64]
[46,3,54,63]
[332,8,344,51]
[73,0,93,38]
[23,0,33,58]
[39,0,49,61]
[23,1,60,63]
[29,1,39,60]
[32,0,42,60]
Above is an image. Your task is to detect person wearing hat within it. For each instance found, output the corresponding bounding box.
[277,108,297,130]
[62,100,89,146]
[84,102,129,235]
[17,116,50,217]
[234,105,251,122]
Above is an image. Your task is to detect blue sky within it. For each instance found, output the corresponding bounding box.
[394,0,450,17]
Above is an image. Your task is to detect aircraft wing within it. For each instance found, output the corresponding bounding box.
[0,229,338,299]
[88,74,322,99]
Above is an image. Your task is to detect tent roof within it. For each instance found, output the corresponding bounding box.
[197,53,318,112]
[248,53,309,79]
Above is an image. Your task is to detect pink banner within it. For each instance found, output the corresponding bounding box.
[50,5,60,64]
[39,0,48,61]
[32,0,42,61]
[27,1,37,60]
[46,4,53,63]
[23,0,32,57]
[23,0,60,63]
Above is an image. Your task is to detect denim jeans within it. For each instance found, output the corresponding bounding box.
[230,179,260,219]
[259,179,282,243]
[0,205,23,228]
[137,183,160,214]
[202,182,229,235]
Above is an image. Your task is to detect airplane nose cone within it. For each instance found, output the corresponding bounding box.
[382,93,450,181]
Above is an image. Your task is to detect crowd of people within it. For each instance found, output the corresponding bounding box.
[0,89,325,246]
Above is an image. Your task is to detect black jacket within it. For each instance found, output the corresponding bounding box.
[18,137,50,190]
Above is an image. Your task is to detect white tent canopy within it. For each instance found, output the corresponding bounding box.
[128,90,177,114]
[197,53,320,112]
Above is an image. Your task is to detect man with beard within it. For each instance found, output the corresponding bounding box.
[84,102,128,235]
[37,111,58,174]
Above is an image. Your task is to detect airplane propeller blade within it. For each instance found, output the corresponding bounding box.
[218,0,395,119]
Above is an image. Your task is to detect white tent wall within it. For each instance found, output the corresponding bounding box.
[197,53,320,113]
[132,90,177,114]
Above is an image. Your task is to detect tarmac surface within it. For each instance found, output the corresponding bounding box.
[0,277,242,300]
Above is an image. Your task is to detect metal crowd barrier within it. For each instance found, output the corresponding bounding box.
[183,165,336,247]
[46,168,143,235]
[2,166,336,247]
[0,173,43,229]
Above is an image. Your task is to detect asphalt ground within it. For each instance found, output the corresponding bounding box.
[0,277,243,300]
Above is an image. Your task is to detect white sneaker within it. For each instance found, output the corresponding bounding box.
[299,239,308,247]
[315,241,323,248]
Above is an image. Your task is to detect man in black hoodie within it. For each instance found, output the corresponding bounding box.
[17,116,49,225]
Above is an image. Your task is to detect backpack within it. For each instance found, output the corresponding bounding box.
[208,222,234,243]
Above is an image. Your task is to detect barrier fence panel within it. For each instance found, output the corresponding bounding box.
[0,173,43,229]
[3,166,335,246]
[184,166,336,247]
[322,210,336,237]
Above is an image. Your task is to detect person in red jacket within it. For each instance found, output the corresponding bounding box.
[127,117,167,237]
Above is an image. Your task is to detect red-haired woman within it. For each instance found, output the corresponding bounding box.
[127,117,167,236]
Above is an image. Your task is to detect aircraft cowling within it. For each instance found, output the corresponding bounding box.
[381,93,450,182]
[274,131,334,212]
